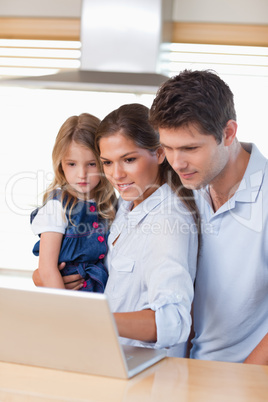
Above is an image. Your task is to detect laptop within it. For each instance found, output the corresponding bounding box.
[0,286,166,379]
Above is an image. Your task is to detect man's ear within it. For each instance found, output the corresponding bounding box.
[223,120,238,146]
[156,146,166,164]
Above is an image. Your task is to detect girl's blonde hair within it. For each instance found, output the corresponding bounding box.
[43,113,117,223]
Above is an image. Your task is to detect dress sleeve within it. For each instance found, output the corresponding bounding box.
[31,199,68,235]
[142,210,197,349]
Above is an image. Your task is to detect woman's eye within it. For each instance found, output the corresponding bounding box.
[125,158,136,163]
[102,161,111,166]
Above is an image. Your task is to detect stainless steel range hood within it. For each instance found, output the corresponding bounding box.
[2,0,172,94]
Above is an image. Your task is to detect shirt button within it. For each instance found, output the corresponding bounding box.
[99,254,105,259]
[90,205,96,212]
[98,236,104,242]
[93,222,99,228]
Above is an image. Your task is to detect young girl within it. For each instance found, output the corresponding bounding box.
[30,113,117,291]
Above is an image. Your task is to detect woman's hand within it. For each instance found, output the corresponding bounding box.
[60,263,84,290]
[32,262,84,290]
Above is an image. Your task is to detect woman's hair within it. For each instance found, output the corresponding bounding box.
[43,113,117,223]
[95,103,200,231]
[150,69,236,144]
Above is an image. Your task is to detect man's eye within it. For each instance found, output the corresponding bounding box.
[162,146,171,150]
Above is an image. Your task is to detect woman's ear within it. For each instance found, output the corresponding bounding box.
[223,120,238,146]
[156,146,166,164]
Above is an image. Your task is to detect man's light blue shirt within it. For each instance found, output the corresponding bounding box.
[191,143,268,362]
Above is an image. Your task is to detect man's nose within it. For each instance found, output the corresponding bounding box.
[170,153,188,172]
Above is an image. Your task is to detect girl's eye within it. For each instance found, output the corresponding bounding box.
[68,163,75,166]
[89,163,96,167]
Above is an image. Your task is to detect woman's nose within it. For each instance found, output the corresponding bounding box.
[112,163,126,180]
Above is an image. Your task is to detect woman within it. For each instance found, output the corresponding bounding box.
[33,103,199,356]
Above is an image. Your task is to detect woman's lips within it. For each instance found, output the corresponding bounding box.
[117,182,134,191]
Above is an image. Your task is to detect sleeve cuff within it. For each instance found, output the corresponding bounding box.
[148,294,192,349]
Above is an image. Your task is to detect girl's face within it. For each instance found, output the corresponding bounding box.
[61,140,100,199]
[99,132,165,208]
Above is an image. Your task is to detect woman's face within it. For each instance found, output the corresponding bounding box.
[99,131,165,208]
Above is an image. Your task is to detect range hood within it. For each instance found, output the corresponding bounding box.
[2,0,173,94]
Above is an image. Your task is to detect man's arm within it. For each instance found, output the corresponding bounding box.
[244,333,268,365]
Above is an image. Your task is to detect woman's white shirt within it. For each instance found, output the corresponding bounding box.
[105,183,198,357]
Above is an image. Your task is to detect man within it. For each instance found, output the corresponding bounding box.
[149,69,268,364]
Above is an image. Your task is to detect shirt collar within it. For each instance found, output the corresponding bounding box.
[198,143,267,207]
[234,143,267,203]
[120,183,172,228]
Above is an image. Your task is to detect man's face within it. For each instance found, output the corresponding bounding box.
[159,124,229,190]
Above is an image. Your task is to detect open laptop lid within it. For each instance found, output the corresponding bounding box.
[0,287,165,379]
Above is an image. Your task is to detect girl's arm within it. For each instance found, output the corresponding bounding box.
[114,309,157,342]
[38,232,65,289]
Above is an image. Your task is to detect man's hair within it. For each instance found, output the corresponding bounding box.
[150,69,237,143]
